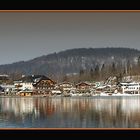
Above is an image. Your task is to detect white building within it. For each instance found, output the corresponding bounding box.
[14,75,49,92]
[14,81,34,91]
[120,82,140,94]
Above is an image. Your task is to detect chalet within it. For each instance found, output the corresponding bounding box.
[76,82,91,93]
[58,82,74,92]
[14,75,56,95]
[33,76,56,94]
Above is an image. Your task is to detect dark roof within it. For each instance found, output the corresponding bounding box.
[76,82,91,86]
[19,76,34,83]
[31,75,46,79]
[0,86,4,92]
[17,75,53,83]
[39,75,51,80]
[33,76,56,86]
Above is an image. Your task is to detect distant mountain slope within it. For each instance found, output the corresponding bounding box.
[0,47,140,75]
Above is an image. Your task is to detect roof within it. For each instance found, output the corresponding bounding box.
[39,75,51,81]
[19,76,34,83]
[58,82,73,86]
[33,76,56,86]
[0,86,4,92]
[76,82,91,86]
[17,75,52,83]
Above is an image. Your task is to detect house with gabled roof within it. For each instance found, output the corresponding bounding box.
[14,75,56,95]
[14,75,34,92]
[33,76,56,94]
[76,82,91,93]
[57,82,74,92]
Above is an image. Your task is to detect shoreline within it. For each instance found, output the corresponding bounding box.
[1,94,140,98]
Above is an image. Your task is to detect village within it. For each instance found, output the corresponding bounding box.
[0,74,140,97]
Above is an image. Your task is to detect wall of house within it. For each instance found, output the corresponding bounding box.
[14,82,34,91]
[22,83,34,90]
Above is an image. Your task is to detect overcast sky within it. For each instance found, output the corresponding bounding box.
[0,11,140,65]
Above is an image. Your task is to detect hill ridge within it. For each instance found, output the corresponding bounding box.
[0,47,140,77]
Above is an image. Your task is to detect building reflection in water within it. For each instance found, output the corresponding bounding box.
[0,97,140,127]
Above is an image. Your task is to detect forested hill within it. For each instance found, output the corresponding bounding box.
[0,47,140,76]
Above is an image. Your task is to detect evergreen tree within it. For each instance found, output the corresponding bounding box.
[111,62,116,75]
[94,65,99,80]
[90,68,94,78]
[79,69,84,76]
[127,60,131,75]
[138,56,140,66]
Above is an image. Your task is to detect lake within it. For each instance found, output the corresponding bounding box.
[0,96,140,128]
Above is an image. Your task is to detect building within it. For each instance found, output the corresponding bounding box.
[1,84,15,95]
[17,89,34,96]
[76,82,91,93]
[119,82,140,94]
[14,75,56,94]
[58,82,74,92]
[33,75,56,94]
[14,76,35,91]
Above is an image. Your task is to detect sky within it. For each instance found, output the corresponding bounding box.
[0,11,140,65]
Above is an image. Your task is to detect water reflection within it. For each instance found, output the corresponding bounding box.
[0,97,140,128]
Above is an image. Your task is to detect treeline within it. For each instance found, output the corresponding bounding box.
[62,57,140,83]
[2,58,140,84]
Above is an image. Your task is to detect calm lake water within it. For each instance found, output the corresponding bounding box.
[0,96,140,128]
